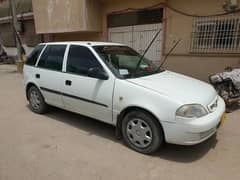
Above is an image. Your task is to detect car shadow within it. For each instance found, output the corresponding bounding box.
[27,105,219,163]
[38,106,117,142]
[227,102,240,113]
[153,135,218,163]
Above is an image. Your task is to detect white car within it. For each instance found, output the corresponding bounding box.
[23,41,226,154]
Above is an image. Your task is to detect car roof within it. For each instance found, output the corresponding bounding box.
[39,41,125,47]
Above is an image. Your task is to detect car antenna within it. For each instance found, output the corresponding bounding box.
[134,29,162,75]
[157,39,181,70]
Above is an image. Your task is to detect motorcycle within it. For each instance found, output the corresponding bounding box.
[209,67,240,112]
[0,51,8,63]
[0,45,9,63]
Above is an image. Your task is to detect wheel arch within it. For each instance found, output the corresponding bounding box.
[116,106,165,141]
[25,82,39,100]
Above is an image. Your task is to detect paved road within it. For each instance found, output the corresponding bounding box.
[0,65,240,180]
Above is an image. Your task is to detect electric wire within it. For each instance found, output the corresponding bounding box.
[110,2,240,17]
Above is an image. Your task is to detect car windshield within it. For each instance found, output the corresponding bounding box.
[93,45,164,79]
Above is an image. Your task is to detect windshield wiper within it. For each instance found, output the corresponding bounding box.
[130,39,181,78]
[157,39,181,71]
[132,29,162,77]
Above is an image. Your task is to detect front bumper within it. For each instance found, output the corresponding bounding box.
[162,97,226,145]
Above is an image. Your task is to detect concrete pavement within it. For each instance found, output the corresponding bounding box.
[0,65,240,180]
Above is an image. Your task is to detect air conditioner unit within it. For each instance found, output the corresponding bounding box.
[229,0,238,9]
[223,0,239,12]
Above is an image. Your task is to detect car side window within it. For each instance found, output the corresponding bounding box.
[66,45,103,76]
[26,45,45,66]
[37,45,66,71]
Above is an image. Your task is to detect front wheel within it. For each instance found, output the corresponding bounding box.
[122,110,164,154]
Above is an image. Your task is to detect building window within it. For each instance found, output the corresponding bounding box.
[107,8,163,28]
[190,15,240,53]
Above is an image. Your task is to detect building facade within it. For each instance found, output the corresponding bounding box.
[1,0,240,81]
[0,0,41,56]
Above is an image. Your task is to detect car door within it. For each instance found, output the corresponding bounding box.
[61,45,115,124]
[35,44,67,108]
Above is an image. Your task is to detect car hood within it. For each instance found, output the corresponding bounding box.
[127,71,217,105]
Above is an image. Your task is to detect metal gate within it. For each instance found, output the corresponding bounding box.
[108,23,163,65]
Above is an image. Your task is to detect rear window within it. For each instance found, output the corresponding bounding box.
[26,45,45,66]
[37,45,66,71]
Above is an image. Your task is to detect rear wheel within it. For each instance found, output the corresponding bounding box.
[122,110,164,154]
[28,86,48,114]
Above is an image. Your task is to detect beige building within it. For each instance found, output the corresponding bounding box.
[0,0,41,56]
[2,0,240,81]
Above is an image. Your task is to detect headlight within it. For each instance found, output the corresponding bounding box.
[176,104,208,118]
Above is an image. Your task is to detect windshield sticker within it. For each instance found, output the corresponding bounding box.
[119,69,129,75]
[140,64,148,69]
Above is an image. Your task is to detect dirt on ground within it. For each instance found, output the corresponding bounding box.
[0,64,240,180]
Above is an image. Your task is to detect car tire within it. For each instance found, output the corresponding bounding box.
[28,86,48,114]
[122,110,164,154]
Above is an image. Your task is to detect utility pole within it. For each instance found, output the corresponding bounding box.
[9,0,22,63]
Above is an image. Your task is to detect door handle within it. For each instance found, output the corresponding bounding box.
[65,80,72,86]
[35,74,40,79]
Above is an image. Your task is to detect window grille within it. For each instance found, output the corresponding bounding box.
[190,15,240,53]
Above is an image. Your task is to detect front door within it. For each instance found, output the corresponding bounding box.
[61,45,115,124]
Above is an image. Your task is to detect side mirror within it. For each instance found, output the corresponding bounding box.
[88,67,109,80]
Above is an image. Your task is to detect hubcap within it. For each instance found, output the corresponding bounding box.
[30,90,41,109]
[126,118,153,148]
